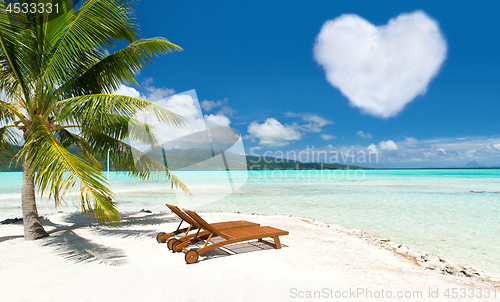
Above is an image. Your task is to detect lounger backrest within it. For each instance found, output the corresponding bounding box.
[166,204,200,228]
[183,209,223,236]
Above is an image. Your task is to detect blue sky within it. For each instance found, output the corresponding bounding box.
[118,0,499,168]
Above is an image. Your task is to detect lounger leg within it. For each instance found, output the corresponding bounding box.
[258,236,282,249]
[273,236,282,249]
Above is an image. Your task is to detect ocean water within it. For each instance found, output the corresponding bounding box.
[1,169,499,276]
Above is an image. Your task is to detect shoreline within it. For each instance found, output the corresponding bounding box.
[2,209,499,288]
[198,210,500,287]
[1,210,499,301]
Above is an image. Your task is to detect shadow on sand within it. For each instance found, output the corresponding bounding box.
[185,236,289,263]
[36,212,180,266]
[40,229,128,266]
[3,212,287,265]
[0,235,23,243]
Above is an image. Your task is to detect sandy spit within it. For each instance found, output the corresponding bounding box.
[0,211,499,302]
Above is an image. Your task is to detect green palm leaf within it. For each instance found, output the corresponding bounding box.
[43,0,138,84]
[56,38,182,97]
[22,116,119,222]
[0,126,17,163]
[0,0,189,238]
[55,93,186,130]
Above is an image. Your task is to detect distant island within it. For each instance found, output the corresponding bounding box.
[144,148,367,171]
[4,145,499,171]
[465,160,484,168]
[437,161,500,169]
[1,146,366,171]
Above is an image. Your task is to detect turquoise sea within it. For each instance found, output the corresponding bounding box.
[1,169,499,276]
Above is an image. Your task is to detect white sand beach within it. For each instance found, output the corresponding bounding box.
[0,211,498,302]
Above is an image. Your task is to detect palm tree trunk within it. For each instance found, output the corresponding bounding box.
[22,163,49,240]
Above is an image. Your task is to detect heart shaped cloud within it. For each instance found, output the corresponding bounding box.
[314,11,447,118]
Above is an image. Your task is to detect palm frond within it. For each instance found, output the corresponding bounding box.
[0,126,18,163]
[0,4,35,105]
[0,63,20,97]
[0,0,188,227]
[55,127,189,192]
[0,99,27,125]
[56,37,182,97]
[21,116,120,224]
[55,94,187,130]
[0,100,14,124]
[43,0,138,85]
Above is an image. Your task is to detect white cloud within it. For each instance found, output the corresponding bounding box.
[246,113,333,147]
[493,143,500,150]
[142,77,154,86]
[321,134,337,140]
[161,94,203,123]
[136,78,176,102]
[285,112,333,133]
[247,118,301,147]
[201,99,224,111]
[405,137,419,144]
[379,140,398,150]
[200,98,235,128]
[301,114,332,133]
[242,135,256,143]
[437,148,446,155]
[128,90,209,152]
[277,136,500,168]
[356,130,372,139]
[115,85,239,150]
[151,93,207,142]
[114,85,203,134]
[113,83,176,103]
[204,114,231,127]
[144,86,176,103]
[367,143,378,153]
[200,98,236,116]
[465,149,476,157]
[313,11,447,118]
[114,84,141,98]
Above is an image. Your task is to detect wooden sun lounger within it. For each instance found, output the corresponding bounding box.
[156,204,260,251]
[181,209,289,264]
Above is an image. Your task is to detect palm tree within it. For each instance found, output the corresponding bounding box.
[0,0,188,240]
